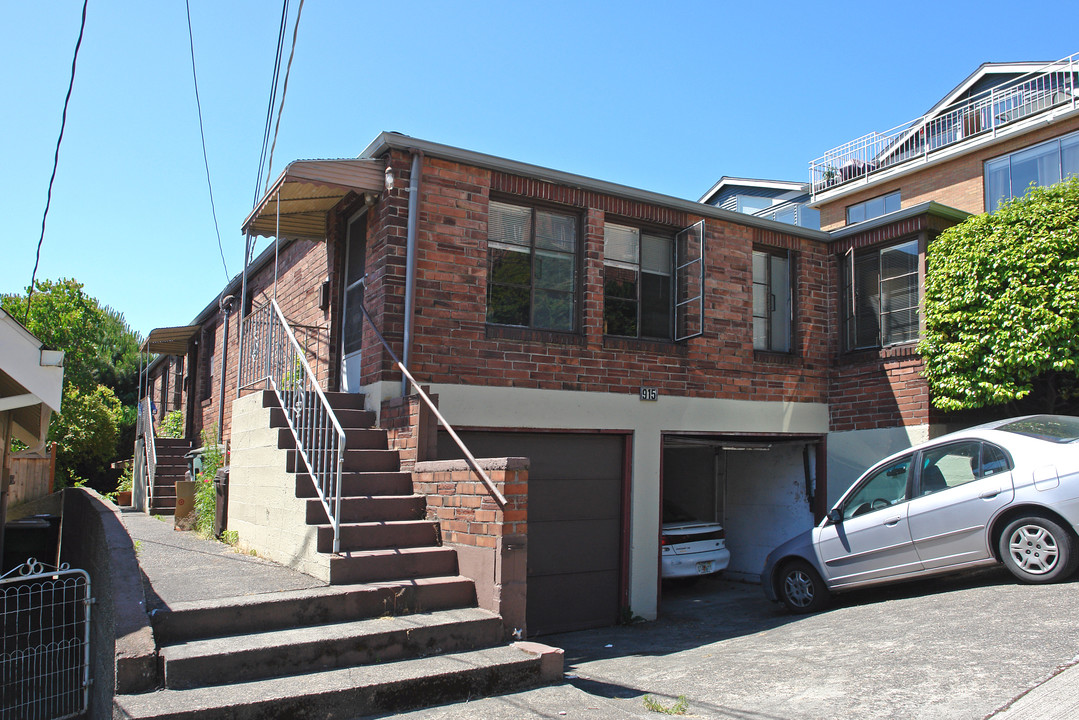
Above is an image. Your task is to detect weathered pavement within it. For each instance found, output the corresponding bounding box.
[122,510,1079,720]
[381,570,1079,720]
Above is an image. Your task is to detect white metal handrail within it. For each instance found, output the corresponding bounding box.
[355,279,507,508]
[137,398,157,505]
[810,51,1078,196]
[238,300,347,552]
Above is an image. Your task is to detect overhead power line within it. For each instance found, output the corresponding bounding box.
[185,0,229,282]
[263,0,305,196]
[254,0,291,208]
[26,0,89,323]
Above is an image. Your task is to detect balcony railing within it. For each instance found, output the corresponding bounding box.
[810,52,1078,197]
[238,300,347,552]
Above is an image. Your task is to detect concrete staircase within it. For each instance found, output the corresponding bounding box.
[149,438,191,515]
[114,390,560,719]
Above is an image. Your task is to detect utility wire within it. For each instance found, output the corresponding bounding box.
[26,0,88,323]
[185,0,229,282]
[263,0,305,195]
[254,0,290,207]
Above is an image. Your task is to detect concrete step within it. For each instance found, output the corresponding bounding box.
[328,546,459,585]
[160,608,503,689]
[261,389,367,412]
[295,471,413,498]
[269,406,376,431]
[277,427,388,451]
[286,448,400,474]
[316,520,440,553]
[114,643,562,720]
[306,495,426,525]
[151,576,478,645]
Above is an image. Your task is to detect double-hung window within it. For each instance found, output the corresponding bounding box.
[752,248,792,352]
[843,239,919,350]
[985,129,1079,210]
[603,223,674,339]
[487,200,578,332]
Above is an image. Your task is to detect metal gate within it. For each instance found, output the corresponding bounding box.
[1,558,92,720]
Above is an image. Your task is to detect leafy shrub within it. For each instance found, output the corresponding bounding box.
[193,426,224,536]
[158,410,185,439]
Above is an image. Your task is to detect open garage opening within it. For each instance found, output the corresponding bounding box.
[661,434,827,585]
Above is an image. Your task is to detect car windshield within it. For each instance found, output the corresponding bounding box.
[997,415,1079,444]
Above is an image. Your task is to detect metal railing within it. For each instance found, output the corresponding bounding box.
[238,300,347,552]
[355,279,507,508]
[136,397,157,506]
[810,51,1078,196]
[1,558,92,720]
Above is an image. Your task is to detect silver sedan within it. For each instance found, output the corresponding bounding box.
[762,415,1079,613]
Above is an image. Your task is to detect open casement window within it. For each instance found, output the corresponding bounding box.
[675,221,705,341]
[603,224,674,339]
[752,248,792,352]
[844,239,919,350]
[487,200,578,332]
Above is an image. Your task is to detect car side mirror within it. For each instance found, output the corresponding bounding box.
[827,508,843,524]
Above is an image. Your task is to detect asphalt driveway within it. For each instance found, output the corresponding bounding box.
[383,568,1079,719]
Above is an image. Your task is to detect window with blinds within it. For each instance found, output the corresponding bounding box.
[603,223,674,340]
[487,200,578,332]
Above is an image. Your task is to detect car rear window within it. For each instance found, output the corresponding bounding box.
[997,415,1079,443]
[664,529,724,545]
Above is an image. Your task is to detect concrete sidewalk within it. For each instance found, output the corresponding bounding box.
[387,572,1079,720]
[121,509,323,611]
[119,512,1079,720]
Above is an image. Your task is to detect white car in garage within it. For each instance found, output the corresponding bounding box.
[661,518,730,578]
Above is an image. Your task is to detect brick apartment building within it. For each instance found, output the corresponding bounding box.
[139,53,1078,633]
[804,52,1079,494]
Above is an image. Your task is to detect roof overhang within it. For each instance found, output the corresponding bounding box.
[1,309,64,447]
[242,158,386,240]
[827,201,971,241]
[360,133,832,241]
[141,324,202,355]
[698,176,808,204]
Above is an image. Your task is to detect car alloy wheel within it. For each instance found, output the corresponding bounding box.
[784,569,814,607]
[999,515,1079,584]
[1007,524,1059,575]
[779,560,829,613]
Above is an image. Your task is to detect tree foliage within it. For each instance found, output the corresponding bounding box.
[920,178,1079,412]
[2,278,144,488]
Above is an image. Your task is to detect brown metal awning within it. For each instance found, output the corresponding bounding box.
[141,324,202,355]
[242,158,386,241]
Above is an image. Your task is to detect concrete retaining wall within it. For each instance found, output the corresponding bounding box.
[226,391,329,581]
[58,488,156,719]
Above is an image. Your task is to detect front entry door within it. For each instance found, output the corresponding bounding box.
[340,213,367,393]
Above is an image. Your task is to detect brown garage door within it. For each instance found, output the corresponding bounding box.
[438,431,625,636]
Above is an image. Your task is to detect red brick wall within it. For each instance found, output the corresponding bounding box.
[830,347,930,431]
[819,116,1079,230]
[343,152,834,407]
[412,462,527,550]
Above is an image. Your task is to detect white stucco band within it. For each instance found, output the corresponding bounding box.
[409,383,829,622]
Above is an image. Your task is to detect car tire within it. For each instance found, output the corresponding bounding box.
[999,515,1079,584]
[778,559,830,613]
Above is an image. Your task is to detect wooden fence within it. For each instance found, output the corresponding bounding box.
[7,444,56,509]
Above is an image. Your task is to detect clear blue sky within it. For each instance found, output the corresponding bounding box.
[2,0,1076,337]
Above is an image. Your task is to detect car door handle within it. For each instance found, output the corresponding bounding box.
[884,517,902,527]
[979,490,1000,499]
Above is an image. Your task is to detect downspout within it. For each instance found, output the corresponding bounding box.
[217,293,234,444]
[237,234,252,398]
[401,150,423,396]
